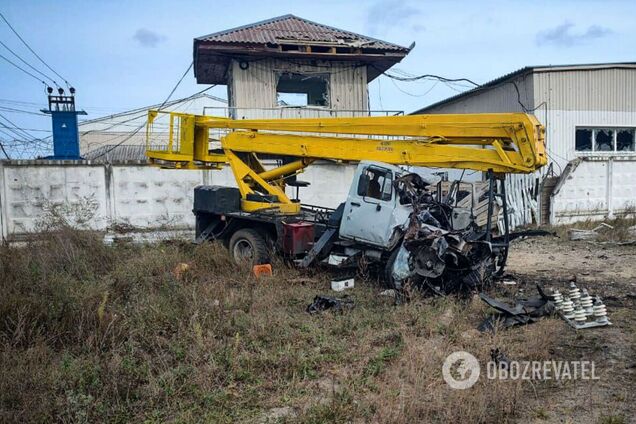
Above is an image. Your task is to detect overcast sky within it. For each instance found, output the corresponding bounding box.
[1,0,634,138]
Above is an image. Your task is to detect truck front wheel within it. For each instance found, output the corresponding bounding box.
[228,228,270,266]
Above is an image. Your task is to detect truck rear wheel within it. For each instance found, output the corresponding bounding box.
[228,228,270,266]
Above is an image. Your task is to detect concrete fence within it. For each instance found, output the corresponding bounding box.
[550,156,636,225]
[0,160,355,241]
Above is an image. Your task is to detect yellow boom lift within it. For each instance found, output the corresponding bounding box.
[146,111,546,290]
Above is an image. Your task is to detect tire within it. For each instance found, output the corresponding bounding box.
[228,228,270,266]
[384,246,402,289]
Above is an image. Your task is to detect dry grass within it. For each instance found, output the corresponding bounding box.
[546,209,636,242]
[0,227,564,423]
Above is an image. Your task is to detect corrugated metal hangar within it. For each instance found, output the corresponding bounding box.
[415,63,636,224]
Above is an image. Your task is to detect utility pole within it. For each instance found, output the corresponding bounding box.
[41,86,86,159]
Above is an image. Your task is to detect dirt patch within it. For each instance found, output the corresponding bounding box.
[505,237,636,423]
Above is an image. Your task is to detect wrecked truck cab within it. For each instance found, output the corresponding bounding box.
[338,161,412,250]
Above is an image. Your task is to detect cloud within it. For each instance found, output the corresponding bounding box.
[366,0,420,36]
[133,28,166,48]
[536,22,611,47]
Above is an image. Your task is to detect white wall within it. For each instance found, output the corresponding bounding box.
[550,157,636,224]
[0,161,356,241]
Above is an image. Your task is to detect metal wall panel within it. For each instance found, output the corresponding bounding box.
[533,68,636,112]
[228,58,367,119]
[418,73,533,114]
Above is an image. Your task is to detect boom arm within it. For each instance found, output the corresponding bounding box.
[146,111,546,213]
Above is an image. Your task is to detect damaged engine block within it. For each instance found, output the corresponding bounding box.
[389,173,505,295]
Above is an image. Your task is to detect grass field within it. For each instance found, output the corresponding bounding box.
[1,226,633,423]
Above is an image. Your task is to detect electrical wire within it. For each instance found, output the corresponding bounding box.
[0,11,71,86]
[375,64,545,113]
[388,77,438,98]
[0,52,47,86]
[0,106,47,116]
[80,82,216,136]
[380,67,480,86]
[0,39,58,86]
[0,113,38,141]
[91,62,207,160]
[0,139,11,159]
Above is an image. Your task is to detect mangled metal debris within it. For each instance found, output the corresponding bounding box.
[478,282,612,332]
[306,295,355,314]
[568,223,613,241]
[389,172,503,295]
[478,287,555,332]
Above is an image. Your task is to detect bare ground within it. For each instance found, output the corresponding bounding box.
[506,237,636,423]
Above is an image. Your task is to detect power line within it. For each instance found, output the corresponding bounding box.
[0,105,48,116]
[0,39,58,86]
[0,139,11,159]
[378,66,480,87]
[91,62,204,160]
[388,77,438,98]
[0,11,71,86]
[0,52,47,85]
[0,112,38,141]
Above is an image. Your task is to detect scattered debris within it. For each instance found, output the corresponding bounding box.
[252,263,273,278]
[331,277,354,292]
[478,286,555,332]
[307,295,354,314]
[173,262,191,280]
[490,348,510,369]
[568,223,613,241]
[378,289,398,298]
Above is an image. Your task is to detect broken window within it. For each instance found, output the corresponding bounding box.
[358,167,392,201]
[617,129,635,151]
[594,129,614,151]
[576,127,636,153]
[276,73,329,107]
[575,129,592,151]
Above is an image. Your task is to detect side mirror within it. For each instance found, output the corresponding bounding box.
[357,174,370,196]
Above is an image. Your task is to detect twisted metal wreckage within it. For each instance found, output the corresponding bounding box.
[388,172,549,295]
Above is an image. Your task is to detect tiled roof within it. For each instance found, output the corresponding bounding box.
[196,14,409,52]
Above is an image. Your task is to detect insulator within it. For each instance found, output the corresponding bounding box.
[561,297,575,319]
[593,302,608,323]
[568,282,581,301]
[552,290,564,309]
[580,289,594,315]
[573,307,587,323]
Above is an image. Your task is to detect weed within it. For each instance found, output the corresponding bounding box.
[0,227,566,423]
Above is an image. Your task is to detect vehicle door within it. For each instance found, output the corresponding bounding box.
[339,164,398,247]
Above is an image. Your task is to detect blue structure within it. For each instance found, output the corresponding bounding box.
[41,88,86,159]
